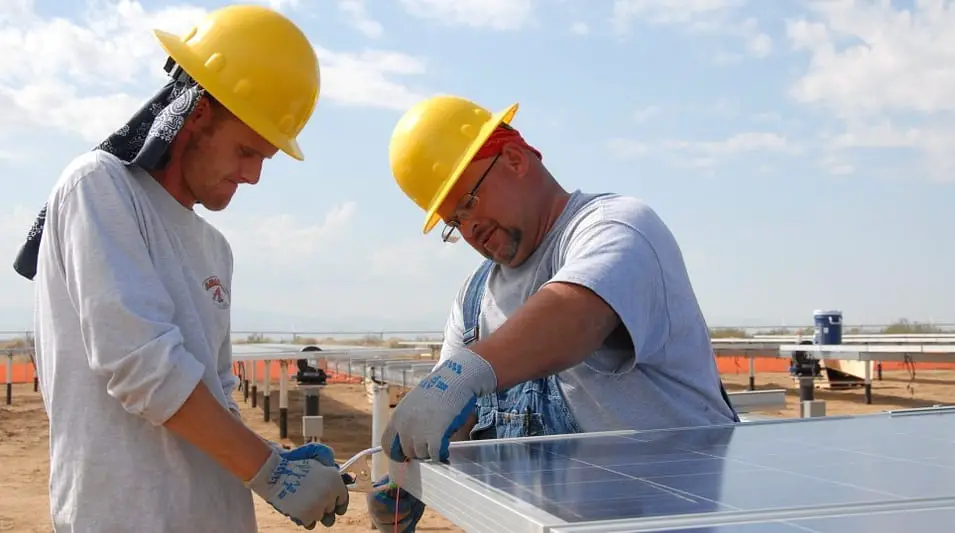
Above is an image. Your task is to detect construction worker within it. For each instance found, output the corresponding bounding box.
[367,94,739,530]
[13,5,348,532]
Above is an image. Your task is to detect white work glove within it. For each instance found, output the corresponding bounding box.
[247,443,350,529]
[381,349,497,463]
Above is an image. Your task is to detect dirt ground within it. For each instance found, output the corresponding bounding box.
[1,368,953,532]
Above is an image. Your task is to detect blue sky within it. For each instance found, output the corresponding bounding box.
[0,0,952,333]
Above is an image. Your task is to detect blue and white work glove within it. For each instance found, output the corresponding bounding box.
[381,349,497,462]
[246,442,350,529]
[366,475,426,532]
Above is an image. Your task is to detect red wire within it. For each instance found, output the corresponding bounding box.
[392,461,407,533]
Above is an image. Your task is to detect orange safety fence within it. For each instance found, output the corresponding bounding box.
[4,354,955,386]
[0,359,361,385]
[231,360,363,385]
[715,356,955,374]
[0,361,35,383]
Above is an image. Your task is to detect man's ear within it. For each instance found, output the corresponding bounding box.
[501,142,530,178]
[182,96,214,133]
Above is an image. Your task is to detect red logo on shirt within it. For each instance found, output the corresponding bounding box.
[203,275,231,310]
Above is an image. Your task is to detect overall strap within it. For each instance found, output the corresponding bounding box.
[719,381,741,422]
[462,260,494,346]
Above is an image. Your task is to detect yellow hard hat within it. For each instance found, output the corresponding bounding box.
[152,4,320,161]
[389,95,519,234]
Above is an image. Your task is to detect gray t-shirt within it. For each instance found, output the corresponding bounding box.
[33,150,256,532]
[439,190,736,432]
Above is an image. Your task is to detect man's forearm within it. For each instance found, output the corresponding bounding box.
[163,381,272,482]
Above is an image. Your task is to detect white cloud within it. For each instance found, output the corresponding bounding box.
[831,120,955,179]
[0,1,204,87]
[607,139,651,159]
[316,48,428,110]
[628,102,747,124]
[570,21,589,35]
[787,0,955,180]
[682,132,795,154]
[338,0,384,38]
[262,0,302,11]
[2,82,147,143]
[399,0,536,31]
[609,131,799,171]
[610,0,772,59]
[0,0,429,143]
[819,153,855,176]
[217,202,358,267]
[0,0,209,142]
[611,131,796,156]
[611,0,744,29]
[746,31,773,58]
[0,0,33,23]
[0,150,22,163]
[633,105,662,122]
[788,2,955,117]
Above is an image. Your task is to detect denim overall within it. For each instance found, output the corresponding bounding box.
[464,259,583,439]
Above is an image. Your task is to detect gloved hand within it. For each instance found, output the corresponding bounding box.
[381,349,496,462]
[366,475,426,532]
[246,442,349,529]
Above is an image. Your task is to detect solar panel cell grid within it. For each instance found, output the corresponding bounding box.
[442,412,955,526]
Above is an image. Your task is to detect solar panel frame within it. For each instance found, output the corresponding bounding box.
[546,498,955,532]
[230,345,423,362]
[388,407,955,533]
[777,344,955,362]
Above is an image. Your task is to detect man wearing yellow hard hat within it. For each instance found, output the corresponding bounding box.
[368,95,740,530]
[13,5,348,531]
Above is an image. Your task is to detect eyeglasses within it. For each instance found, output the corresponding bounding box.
[440,153,500,243]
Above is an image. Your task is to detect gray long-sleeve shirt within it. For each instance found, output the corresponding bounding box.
[33,149,255,532]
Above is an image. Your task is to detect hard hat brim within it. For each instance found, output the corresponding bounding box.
[152,28,307,161]
[421,103,519,234]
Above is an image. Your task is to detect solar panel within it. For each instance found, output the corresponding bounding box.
[391,407,955,532]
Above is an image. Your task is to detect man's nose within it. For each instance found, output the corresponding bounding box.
[238,158,264,185]
[460,219,483,240]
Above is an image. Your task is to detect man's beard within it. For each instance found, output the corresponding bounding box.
[487,226,522,264]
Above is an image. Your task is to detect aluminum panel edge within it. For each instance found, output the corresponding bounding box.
[388,458,567,533]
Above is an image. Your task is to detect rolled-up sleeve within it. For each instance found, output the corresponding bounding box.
[52,162,206,426]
